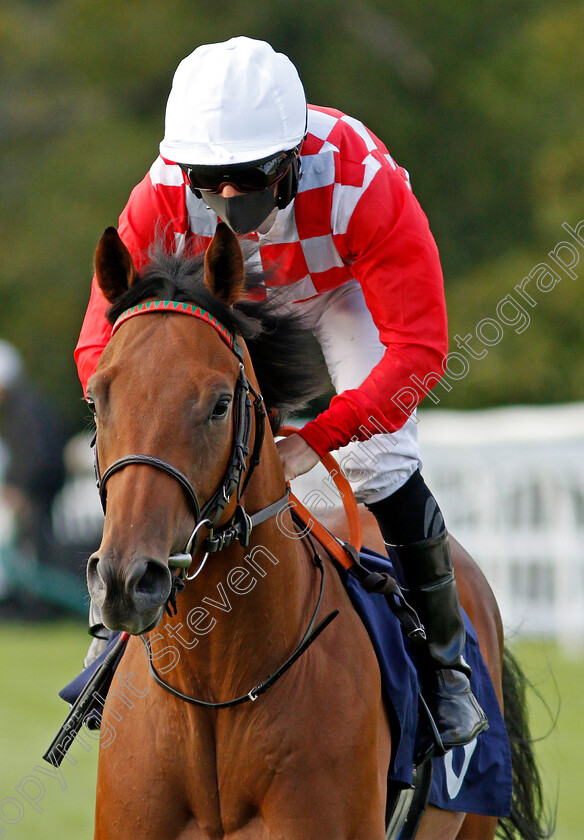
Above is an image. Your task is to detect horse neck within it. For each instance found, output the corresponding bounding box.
[156,430,315,698]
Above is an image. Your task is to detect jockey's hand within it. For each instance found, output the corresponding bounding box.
[276,433,320,482]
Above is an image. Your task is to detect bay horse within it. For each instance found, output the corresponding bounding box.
[86,223,547,840]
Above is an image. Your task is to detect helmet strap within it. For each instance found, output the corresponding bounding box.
[275,154,302,209]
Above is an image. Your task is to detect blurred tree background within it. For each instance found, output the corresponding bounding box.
[1,0,583,431]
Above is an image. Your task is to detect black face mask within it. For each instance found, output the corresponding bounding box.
[201,189,277,235]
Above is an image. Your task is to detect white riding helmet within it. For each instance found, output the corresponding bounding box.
[160,36,307,166]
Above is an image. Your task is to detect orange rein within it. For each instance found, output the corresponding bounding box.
[278,426,362,569]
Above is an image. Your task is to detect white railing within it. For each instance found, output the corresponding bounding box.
[3,404,584,650]
[416,404,584,653]
[291,403,584,653]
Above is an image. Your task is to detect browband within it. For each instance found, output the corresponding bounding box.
[111,300,236,353]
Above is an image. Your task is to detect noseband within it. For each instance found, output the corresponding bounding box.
[92,300,286,573]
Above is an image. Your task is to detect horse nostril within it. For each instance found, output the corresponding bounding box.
[86,554,105,604]
[129,560,172,607]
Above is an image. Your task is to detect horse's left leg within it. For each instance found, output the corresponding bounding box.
[415,807,498,840]
[416,806,465,840]
[456,813,499,839]
[416,805,499,840]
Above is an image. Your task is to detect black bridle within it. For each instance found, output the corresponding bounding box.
[94,360,271,565]
[90,299,338,709]
[93,301,277,569]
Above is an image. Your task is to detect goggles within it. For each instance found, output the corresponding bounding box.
[179,148,299,194]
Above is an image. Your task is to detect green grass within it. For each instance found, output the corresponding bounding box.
[0,622,98,839]
[0,624,580,838]
[508,639,583,840]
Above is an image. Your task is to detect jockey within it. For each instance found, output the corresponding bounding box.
[76,36,487,750]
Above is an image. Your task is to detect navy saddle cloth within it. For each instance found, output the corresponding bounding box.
[340,547,511,817]
[61,547,511,817]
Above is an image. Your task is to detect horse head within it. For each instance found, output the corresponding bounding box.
[85,224,253,634]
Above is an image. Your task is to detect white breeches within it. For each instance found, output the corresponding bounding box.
[284,279,422,505]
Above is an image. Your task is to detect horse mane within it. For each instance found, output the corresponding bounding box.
[105,244,328,433]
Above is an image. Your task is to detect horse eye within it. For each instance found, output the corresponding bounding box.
[210,396,232,420]
[86,397,97,416]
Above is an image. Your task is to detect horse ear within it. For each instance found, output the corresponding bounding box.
[94,227,138,302]
[204,222,245,306]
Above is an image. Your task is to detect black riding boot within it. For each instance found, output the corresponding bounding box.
[392,532,488,750]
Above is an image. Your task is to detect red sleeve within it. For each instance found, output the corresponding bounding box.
[298,166,448,456]
[74,275,114,395]
[74,162,189,393]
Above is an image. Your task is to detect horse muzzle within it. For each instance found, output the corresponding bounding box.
[86,551,172,635]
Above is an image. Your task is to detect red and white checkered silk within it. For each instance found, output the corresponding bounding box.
[75,106,448,454]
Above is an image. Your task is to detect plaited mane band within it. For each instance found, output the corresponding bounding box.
[111,300,236,351]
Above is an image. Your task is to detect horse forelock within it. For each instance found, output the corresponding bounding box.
[105,244,327,431]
